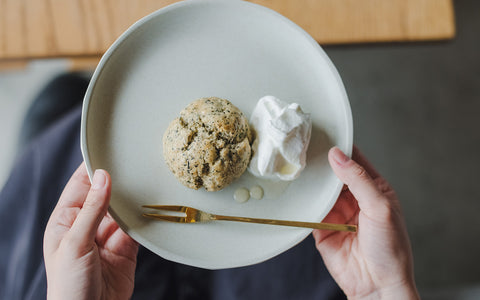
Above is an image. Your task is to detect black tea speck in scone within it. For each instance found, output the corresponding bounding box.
[163,97,253,191]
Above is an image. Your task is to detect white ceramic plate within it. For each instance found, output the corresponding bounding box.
[81,0,352,269]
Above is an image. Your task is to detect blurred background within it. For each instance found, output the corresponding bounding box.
[0,0,479,298]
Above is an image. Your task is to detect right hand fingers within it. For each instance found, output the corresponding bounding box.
[351,145,381,179]
[328,147,387,214]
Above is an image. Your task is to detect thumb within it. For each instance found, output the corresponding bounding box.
[328,147,386,214]
[66,169,111,255]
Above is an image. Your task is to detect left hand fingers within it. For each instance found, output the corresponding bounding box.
[56,163,92,209]
[66,169,111,256]
[44,163,92,255]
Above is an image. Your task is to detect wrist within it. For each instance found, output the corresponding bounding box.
[350,281,420,300]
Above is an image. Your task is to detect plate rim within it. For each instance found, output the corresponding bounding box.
[80,0,353,269]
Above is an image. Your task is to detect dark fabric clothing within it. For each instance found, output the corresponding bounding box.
[18,73,90,149]
[0,106,345,300]
[0,106,83,300]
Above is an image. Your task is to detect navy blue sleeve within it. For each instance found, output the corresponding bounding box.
[0,107,82,300]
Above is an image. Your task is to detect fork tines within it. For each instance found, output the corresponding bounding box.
[142,205,187,212]
[142,213,186,223]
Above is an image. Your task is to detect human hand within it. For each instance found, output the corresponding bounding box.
[44,163,138,300]
[313,147,419,300]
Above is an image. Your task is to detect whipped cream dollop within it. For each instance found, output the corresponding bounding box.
[248,96,312,181]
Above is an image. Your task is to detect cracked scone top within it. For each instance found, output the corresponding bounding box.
[163,97,253,191]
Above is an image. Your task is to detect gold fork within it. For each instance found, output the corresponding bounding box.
[142,205,357,232]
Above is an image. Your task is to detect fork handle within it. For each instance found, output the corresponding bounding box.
[212,215,357,232]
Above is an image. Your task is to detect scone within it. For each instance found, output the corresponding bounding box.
[163,97,253,191]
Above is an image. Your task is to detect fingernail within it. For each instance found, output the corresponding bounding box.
[332,147,350,165]
[92,170,106,190]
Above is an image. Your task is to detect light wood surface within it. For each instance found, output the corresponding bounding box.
[0,0,455,61]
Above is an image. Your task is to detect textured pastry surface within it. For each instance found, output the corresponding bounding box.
[163,97,253,191]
